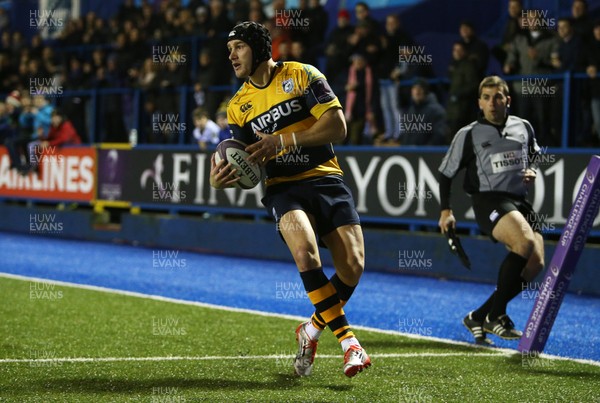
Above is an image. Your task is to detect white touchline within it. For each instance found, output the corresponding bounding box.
[1,271,599,368]
[0,352,509,364]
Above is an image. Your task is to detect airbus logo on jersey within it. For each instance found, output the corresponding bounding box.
[250,99,303,133]
[240,102,253,113]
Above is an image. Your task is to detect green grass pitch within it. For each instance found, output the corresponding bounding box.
[1,275,599,402]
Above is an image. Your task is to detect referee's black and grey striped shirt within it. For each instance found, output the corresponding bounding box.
[438,116,541,210]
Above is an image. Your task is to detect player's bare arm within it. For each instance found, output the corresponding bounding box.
[246,108,346,165]
[209,153,240,189]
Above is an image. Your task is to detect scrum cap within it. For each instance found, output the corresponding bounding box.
[228,21,272,75]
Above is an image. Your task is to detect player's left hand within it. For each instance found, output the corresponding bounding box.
[522,168,537,184]
[246,131,279,166]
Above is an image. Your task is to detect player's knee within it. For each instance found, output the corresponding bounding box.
[345,253,364,278]
[293,246,320,271]
[512,234,535,258]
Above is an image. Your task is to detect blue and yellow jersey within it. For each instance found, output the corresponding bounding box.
[227,61,343,187]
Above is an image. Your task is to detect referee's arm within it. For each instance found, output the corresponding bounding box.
[437,128,472,233]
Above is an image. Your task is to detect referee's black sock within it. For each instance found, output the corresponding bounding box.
[471,292,496,322]
[488,252,528,320]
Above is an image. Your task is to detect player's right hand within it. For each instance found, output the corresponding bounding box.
[439,209,456,234]
[209,153,240,189]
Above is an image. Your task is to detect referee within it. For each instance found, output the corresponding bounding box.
[210,22,370,377]
[438,76,545,344]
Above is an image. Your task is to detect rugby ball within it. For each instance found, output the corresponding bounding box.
[214,138,265,189]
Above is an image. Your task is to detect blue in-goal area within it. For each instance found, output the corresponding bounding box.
[1,231,598,362]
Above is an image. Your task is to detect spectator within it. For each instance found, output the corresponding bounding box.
[156,60,185,115]
[11,31,25,55]
[5,93,35,173]
[17,95,54,173]
[94,56,127,143]
[504,10,558,145]
[277,41,292,62]
[0,102,13,147]
[136,57,159,91]
[30,34,44,60]
[551,18,584,146]
[378,14,415,142]
[249,6,266,24]
[583,20,600,145]
[0,8,9,33]
[40,46,59,76]
[552,17,582,72]
[192,108,220,149]
[290,41,314,65]
[324,9,354,84]
[0,53,17,93]
[194,48,223,118]
[31,95,53,141]
[345,53,379,145]
[354,2,380,35]
[207,0,233,38]
[269,22,290,62]
[306,0,328,48]
[401,79,447,146]
[139,5,160,38]
[571,0,593,44]
[193,6,211,36]
[118,0,141,25]
[230,0,251,25]
[348,20,381,68]
[44,108,82,147]
[459,20,489,79]
[447,42,478,137]
[492,0,524,65]
[127,28,147,64]
[215,110,231,142]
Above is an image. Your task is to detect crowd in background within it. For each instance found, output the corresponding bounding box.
[1,0,600,155]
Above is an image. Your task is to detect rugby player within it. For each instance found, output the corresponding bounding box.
[209,21,371,377]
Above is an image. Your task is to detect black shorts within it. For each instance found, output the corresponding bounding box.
[261,175,360,247]
[472,192,543,242]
